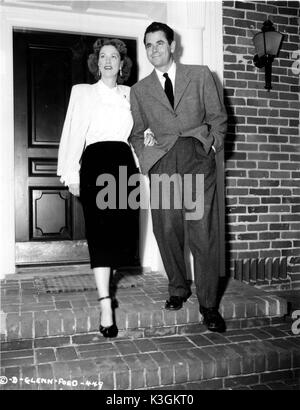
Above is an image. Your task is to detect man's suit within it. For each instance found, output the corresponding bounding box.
[129,63,227,308]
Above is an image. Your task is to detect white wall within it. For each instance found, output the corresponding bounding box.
[0,0,223,278]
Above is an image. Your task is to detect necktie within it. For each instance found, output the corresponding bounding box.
[163,72,174,108]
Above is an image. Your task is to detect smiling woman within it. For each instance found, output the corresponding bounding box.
[88,38,133,85]
[57,36,140,339]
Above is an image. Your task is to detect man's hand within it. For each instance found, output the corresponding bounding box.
[144,128,157,146]
[68,183,80,197]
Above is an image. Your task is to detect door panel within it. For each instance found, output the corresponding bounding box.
[29,158,58,177]
[29,46,71,146]
[30,189,72,240]
[13,29,138,266]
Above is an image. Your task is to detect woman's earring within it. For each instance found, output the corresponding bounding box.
[119,67,123,77]
[98,66,101,77]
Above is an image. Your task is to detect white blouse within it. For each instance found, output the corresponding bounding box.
[57,80,134,186]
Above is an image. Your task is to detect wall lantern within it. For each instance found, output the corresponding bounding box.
[252,20,284,91]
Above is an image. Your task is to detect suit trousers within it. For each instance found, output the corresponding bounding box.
[149,137,220,308]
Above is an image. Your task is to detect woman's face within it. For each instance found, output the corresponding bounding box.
[98,45,123,79]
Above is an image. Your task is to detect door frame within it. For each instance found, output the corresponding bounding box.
[0,4,154,276]
[0,1,224,277]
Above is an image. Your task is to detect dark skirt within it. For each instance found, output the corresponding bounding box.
[80,141,140,269]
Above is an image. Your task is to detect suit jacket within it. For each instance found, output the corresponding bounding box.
[129,63,227,175]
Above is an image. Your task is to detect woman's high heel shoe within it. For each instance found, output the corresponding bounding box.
[98,296,118,338]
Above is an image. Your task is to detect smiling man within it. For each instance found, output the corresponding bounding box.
[129,22,228,333]
[145,29,175,71]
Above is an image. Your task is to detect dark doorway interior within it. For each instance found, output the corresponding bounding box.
[13,29,138,267]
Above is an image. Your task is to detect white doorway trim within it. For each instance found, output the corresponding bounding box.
[0,1,224,278]
[0,4,154,277]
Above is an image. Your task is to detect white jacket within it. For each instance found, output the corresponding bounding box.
[57,82,133,186]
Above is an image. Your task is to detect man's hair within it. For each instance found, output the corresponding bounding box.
[143,22,174,46]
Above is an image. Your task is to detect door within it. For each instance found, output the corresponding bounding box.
[13,29,138,266]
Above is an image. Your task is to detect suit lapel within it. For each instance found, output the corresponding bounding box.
[146,65,191,111]
[147,70,174,112]
[174,64,191,110]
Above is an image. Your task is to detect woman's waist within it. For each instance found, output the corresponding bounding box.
[85,133,129,146]
[85,140,129,149]
[82,140,133,162]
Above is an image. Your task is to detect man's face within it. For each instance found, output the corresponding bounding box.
[145,30,175,71]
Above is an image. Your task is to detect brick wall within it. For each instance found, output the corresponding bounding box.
[222,1,300,288]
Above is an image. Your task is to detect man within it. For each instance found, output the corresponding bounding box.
[129,22,227,332]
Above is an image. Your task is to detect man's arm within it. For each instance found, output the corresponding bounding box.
[203,66,227,152]
[128,87,148,160]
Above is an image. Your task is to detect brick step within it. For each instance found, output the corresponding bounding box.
[1,323,299,390]
[1,273,288,341]
[153,374,300,390]
[151,373,300,390]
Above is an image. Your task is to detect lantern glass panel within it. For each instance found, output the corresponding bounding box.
[253,31,283,57]
[253,32,265,57]
[264,31,283,56]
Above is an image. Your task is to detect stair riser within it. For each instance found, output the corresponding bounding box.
[147,368,300,390]
[1,317,286,342]
[1,351,299,390]
[1,305,287,342]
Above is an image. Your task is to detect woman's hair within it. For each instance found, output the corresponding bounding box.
[88,37,132,84]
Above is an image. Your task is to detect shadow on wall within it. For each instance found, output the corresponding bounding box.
[223,88,237,281]
[176,29,235,294]
[173,31,184,62]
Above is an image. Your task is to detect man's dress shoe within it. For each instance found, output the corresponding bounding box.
[200,306,226,333]
[165,291,192,311]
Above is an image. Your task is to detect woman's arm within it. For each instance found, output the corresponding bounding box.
[57,85,89,190]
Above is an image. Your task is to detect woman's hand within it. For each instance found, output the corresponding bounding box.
[68,183,80,197]
[144,128,157,147]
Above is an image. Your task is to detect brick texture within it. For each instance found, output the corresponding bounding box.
[1,325,299,390]
[0,276,287,342]
[223,1,300,287]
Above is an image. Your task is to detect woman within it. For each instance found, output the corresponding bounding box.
[57,37,155,338]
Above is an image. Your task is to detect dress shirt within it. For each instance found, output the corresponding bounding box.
[57,80,133,186]
[155,61,176,91]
